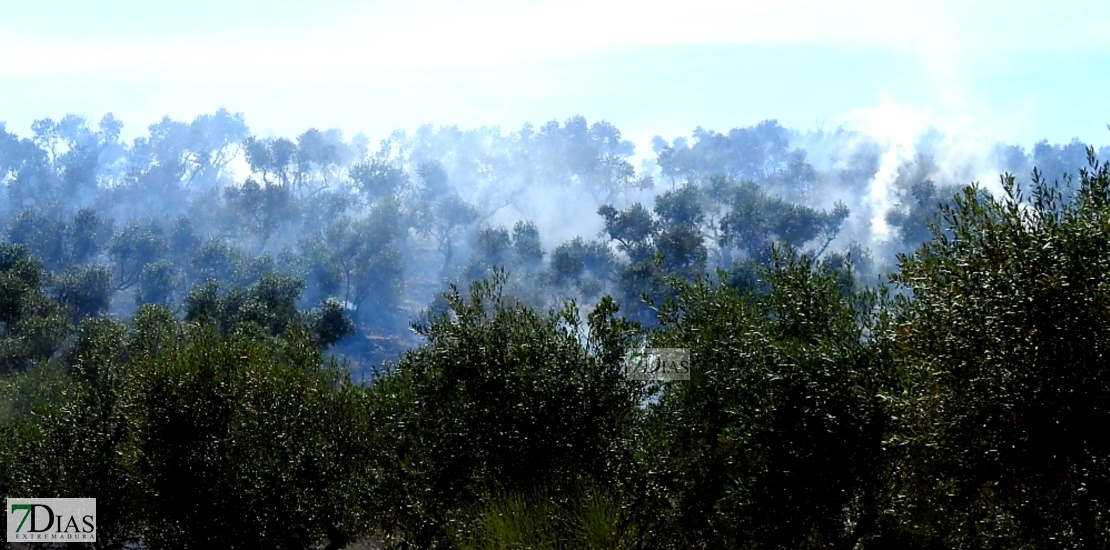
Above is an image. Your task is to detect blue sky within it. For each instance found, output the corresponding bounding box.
[1,0,1108,151]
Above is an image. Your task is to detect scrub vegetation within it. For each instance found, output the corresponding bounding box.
[2,112,1109,548]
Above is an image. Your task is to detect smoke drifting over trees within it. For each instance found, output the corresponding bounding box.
[2,110,1104,346]
[3,109,1110,547]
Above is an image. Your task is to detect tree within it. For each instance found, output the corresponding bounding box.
[351,153,408,202]
[126,110,246,194]
[464,227,513,282]
[549,242,586,285]
[318,207,405,329]
[653,184,705,230]
[293,128,343,194]
[135,260,182,307]
[654,225,707,277]
[1031,138,1091,189]
[889,150,1110,547]
[636,252,891,549]
[419,193,478,273]
[223,177,296,251]
[52,264,113,322]
[598,203,657,263]
[0,244,70,373]
[182,273,344,343]
[511,220,544,268]
[1,125,56,211]
[416,159,450,199]
[120,322,369,548]
[49,114,103,207]
[717,180,848,262]
[187,237,246,287]
[883,155,963,251]
[186,108,249,188]
[55,316,139,547]
[653,120,797,184]
[306,298,356,348]
[107,221,169,291]
[365,274,641,546]
[586,153,637,205]
[548,237,617,299]
[1,303,371,548]
[6,209,68,270]
[69,208,115,264]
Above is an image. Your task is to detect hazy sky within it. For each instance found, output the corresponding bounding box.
[2,0,1108,150]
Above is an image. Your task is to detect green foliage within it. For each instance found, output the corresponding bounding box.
[465,222,549,283]
[472,226,513,271]
[365,273,641,546]
[122,324,358,548]
[5,111,1110,548]
[69,207,115,263]
[184,273,355,348]
[598,202,657,263]
[884,177,962,248]
[453,491,562,550]
[512,220,544,267]
[718,180,848,260]
[52,263,113,322]
[129,304,182,360]
[1,311,372,548]
[351,153,409,200]
[597,177,851,329]
[654,225,707,277]
[653,184,705,229]
[308,297,356,348]
[6,209,68,270]
[2,315,139,547]
[417,192,479,273]
[888,151,1110,547]
[450,483,635,550]
[636,252,891,549]
[168,215,202,263]
[655,120,797,185]
[550,241,586,284]
[108,221,169,290]
[188,237,246,285]
[5,208,113,270]
[185,274,293,334]
[224,176,297,250]
[0,360,73,426]
[135,259,182,307]
[548,237,617,299]
[315,203,406,329]
[614,255,671,327]
[0,244,70,373]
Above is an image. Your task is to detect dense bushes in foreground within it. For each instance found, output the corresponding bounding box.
[5,155,1110,548]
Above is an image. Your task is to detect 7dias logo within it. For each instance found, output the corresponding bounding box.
[624,348,691,381]
[7,498,96,543]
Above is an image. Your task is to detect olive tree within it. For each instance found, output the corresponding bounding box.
[889,151,1110,547]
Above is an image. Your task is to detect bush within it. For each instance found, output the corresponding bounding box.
[364,271,641,546]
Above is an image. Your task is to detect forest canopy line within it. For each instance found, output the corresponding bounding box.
[0,110,1105,359]
[2,110,1110,548]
